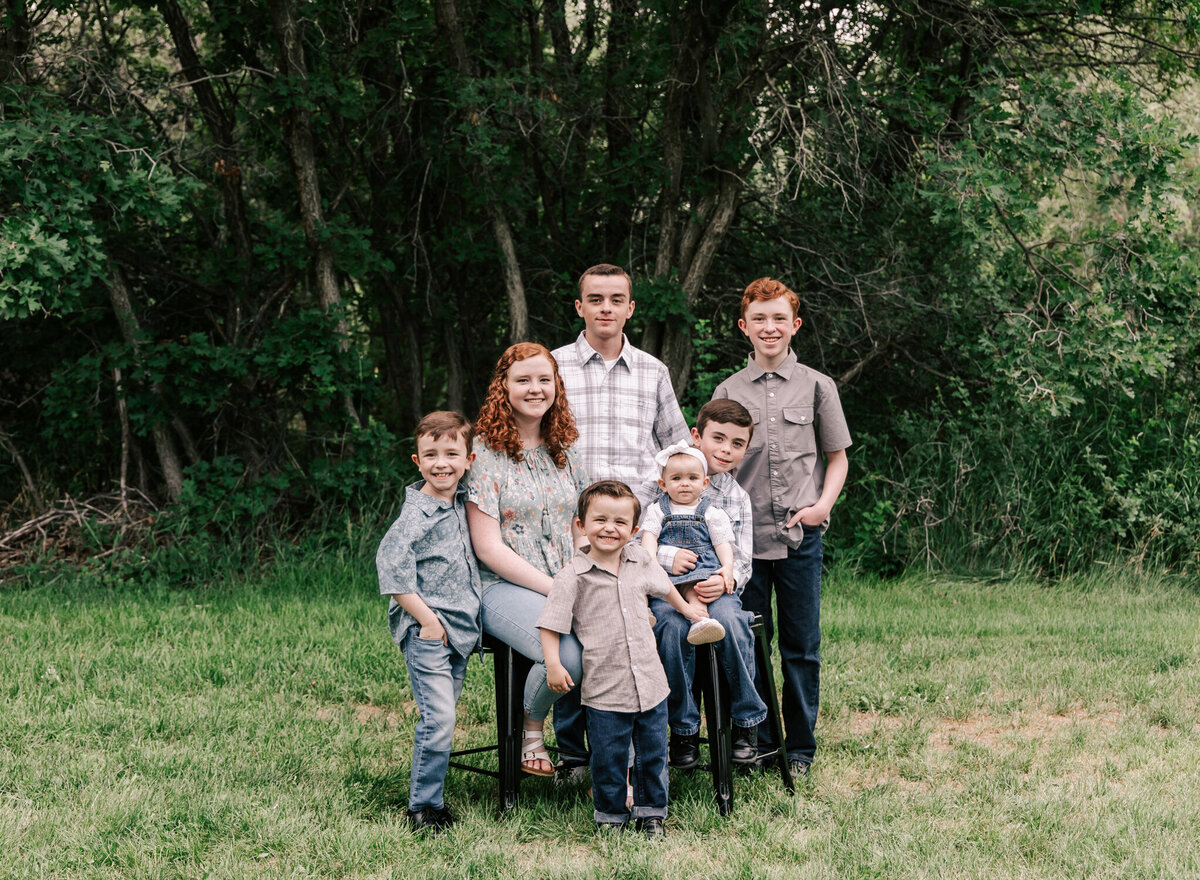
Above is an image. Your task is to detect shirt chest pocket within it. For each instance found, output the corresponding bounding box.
[783,406,816,455]
[744,406,765,451]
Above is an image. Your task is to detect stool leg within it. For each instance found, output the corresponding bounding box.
[700,643,734,815]
[752,616,793,794]
[492,645,522,812]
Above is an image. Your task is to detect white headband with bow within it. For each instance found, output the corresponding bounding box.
[654,440,707,477]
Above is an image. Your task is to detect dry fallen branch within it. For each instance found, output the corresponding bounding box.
[0,491,160,571]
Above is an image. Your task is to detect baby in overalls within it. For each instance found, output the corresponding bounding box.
[639,442,732,646]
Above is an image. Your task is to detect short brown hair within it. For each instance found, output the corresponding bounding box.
[740,277,800,320]
[414,410,473,450]
[576,479,641,525]
[577,263,633,299]
[695,399,754,442]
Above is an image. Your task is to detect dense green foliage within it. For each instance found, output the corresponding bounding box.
[2,1,1199,576]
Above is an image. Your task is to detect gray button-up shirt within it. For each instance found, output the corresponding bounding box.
[376,482,482,658]
[552,333,691,486]
[537,543,670,713]
[713,350,852,559]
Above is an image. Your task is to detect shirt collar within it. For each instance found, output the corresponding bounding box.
[405,480,465,515]
[745,348,798,381]
[707,471,734,493]
[570,541,639,574]
[574,331,632,367]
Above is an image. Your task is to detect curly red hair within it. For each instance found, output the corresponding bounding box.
[475,342,579,468]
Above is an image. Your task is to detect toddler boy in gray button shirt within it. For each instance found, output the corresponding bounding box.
[538,480,709,835]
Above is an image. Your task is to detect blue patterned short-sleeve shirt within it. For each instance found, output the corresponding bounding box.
[376,482,482,657]
[465,441,590,588]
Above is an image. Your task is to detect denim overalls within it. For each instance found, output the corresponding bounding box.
[656,494,721,586]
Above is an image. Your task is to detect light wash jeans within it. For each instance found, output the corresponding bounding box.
[402,632,470,810]
[482,580,583,721]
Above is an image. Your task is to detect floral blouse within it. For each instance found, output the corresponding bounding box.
[466,441,590,589]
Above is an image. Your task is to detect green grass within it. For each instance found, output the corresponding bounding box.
[3,556,1199,879]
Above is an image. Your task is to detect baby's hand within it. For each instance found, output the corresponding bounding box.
[720,566,735,594]
[670,549,699,576]
[685,601,709,623]
[693,575,725,603]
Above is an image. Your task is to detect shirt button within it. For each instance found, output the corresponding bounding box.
[768,392,775,398]
[769,417,776,422]
[766,373,774,378]
[771,470,778,476]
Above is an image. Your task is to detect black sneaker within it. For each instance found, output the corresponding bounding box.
[635,816,665,838]
[555,755,589,784]
[731,725,758,764]
[407,804,455,833]
[596,821,628,833]
[788,759,812,780]
[668,732,700,769]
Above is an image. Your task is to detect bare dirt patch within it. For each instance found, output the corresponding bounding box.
[926,703,1123,754]
[312,702,409,727]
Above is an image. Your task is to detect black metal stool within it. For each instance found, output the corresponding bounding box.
[447,633,531,813]
[693,613,793,814]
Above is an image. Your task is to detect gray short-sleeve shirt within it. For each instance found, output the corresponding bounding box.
[713,350,852,559]
[376,482,482,657]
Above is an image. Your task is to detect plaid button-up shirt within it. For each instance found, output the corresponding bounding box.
[552,333,691,488]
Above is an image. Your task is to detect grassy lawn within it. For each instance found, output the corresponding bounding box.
[3,555,1199,879]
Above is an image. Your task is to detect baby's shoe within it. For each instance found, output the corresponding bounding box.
[686,617,726,645]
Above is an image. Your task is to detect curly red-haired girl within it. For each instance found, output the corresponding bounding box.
[465,341,589,777]
[475,342,579,468]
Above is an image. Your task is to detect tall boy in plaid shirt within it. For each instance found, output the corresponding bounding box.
[550,263,691,774]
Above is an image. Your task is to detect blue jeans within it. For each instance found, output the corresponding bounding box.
[586,699,669,824]
[481,580,584,721]
[742,525,822,765]
[402,632,470,810]
[649,592,767,735]
[551,686,589,762]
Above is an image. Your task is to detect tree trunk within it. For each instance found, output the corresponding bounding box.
[0,0,30,84]
[106,263,185,501]
[0,420,45,515]
[156,0,253,269]
[377,281,425,430]
[434,0,530,344]
[444,321,465,416]
[267,0,361,428]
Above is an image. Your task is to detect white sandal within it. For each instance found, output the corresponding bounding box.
[521,727,555,777]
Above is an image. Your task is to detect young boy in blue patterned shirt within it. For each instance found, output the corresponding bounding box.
[376,411,481,834]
